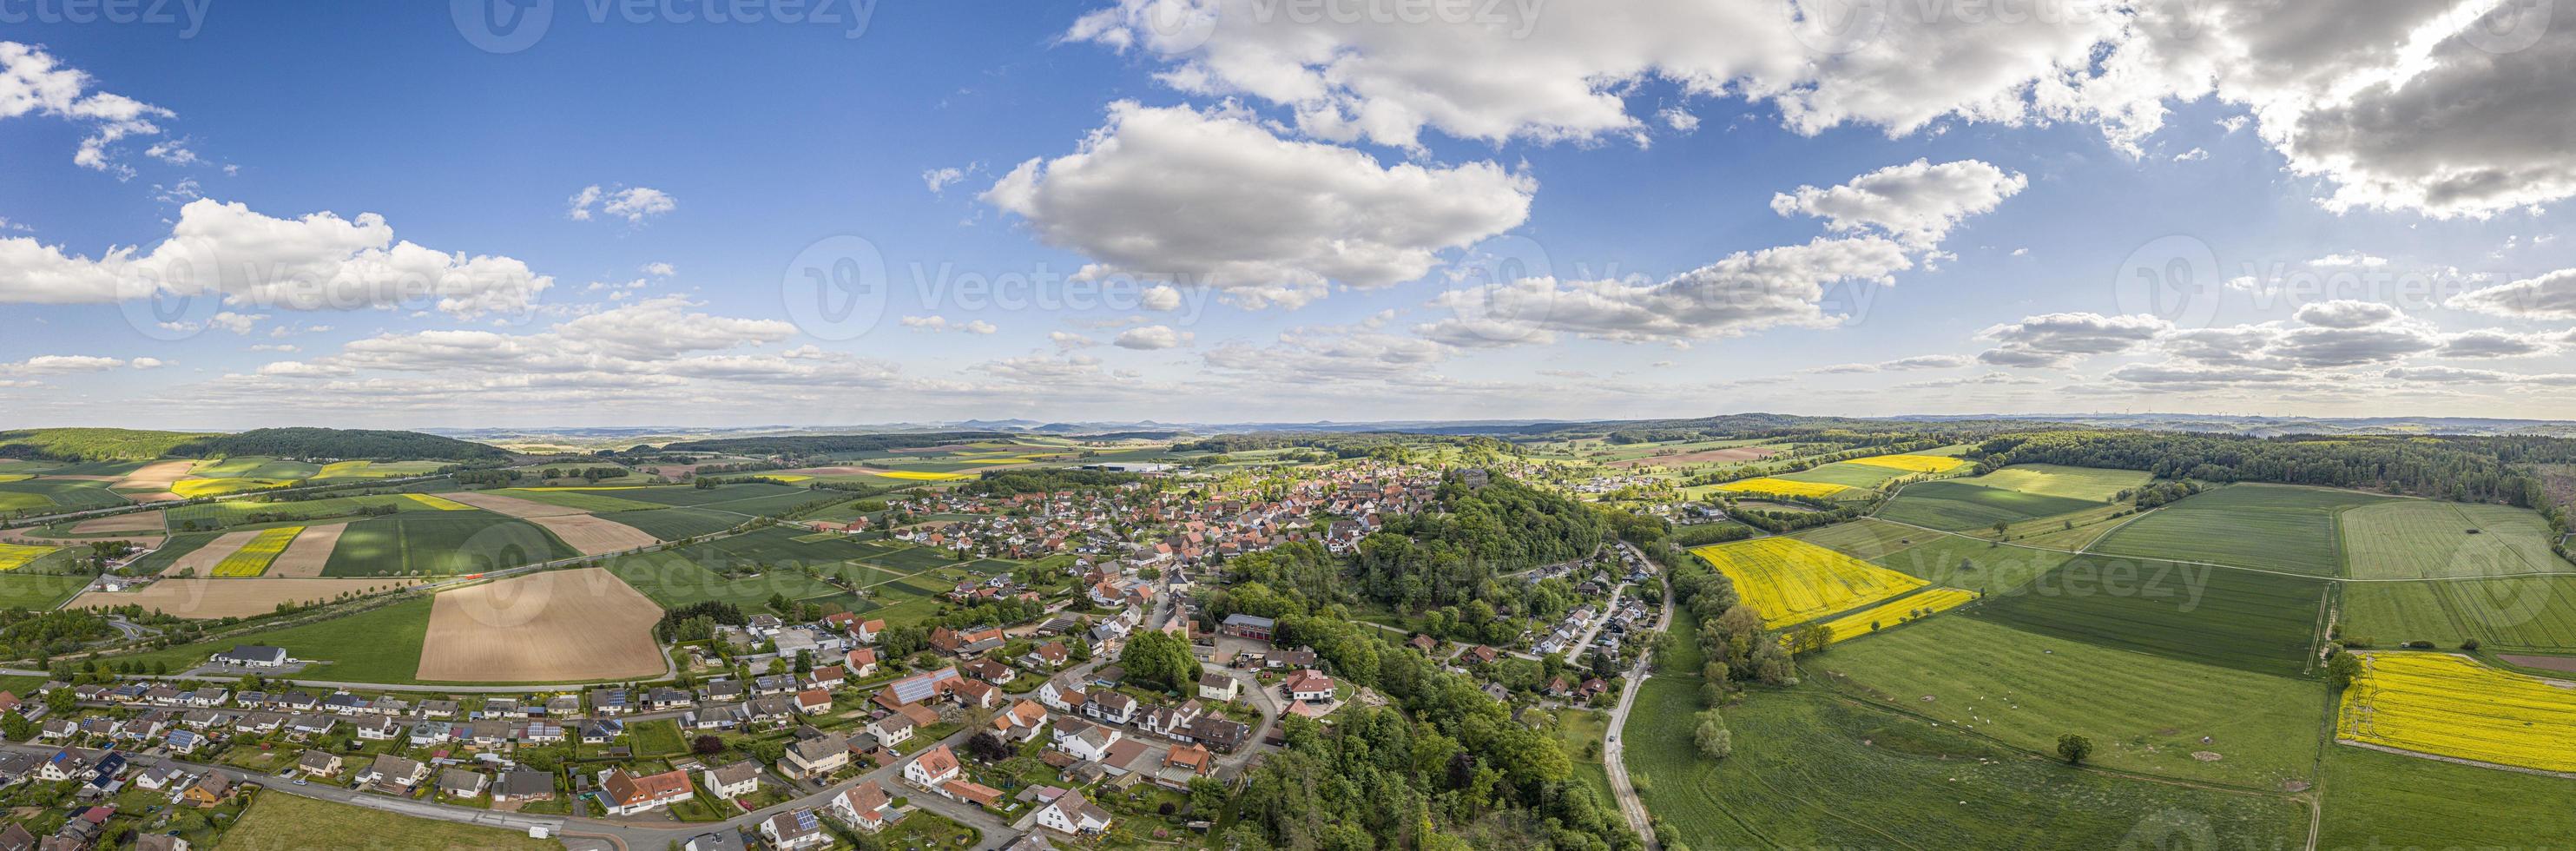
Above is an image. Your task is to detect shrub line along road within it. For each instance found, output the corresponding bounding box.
[1602,541,1667,851]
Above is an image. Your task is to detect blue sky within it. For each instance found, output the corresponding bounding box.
[5,0,2575,428]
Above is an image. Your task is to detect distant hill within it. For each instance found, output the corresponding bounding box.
[659,431,1016,456]
[0,427,508,462]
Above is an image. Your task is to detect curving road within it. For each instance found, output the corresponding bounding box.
[1600,542,1670,851]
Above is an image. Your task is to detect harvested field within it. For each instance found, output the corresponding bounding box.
[524,513,658,556]
[417,568,665,682]
[113,459,194,491]
[1605,445,1780,468]
[72,512,165,535]
[2500,654,2576,674]
[267,522,350,577]
[434,490,584,518]
[772,465,893,477]
[69,577,420,619]
[160,530,263,576]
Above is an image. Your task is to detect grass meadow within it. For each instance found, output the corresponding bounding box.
[0,573,92,609]
[2338,576,2576,651]
[110,596,434,682]
[2340,500,2564,580]
[1622,688,2309,849]
[1815,616,2327,788]
[2316,744,2576,849]
[1968,554,2329,676]
[2091,485,2390,577]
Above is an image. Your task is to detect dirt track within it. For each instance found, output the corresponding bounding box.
[416,568,666,682]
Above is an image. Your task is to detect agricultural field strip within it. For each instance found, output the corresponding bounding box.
[1865,511,2576,584]
[2336,652,2576,774]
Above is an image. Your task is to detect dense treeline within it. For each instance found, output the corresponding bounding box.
[658,431,1011,454]
[964,469,1143,495]
[0,428,221,461]
[0,427,504,462]
[1973,431,2550,505]
[1359,474,1605,611]
[1176,432,1520,458]
[173,427,510,461]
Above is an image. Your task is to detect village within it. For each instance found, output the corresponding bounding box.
[0,458,1659,851]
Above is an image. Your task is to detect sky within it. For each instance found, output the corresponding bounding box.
[3,0,2575,430]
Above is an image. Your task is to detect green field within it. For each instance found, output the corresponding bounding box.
[1815,616,2324,788]
[128,531,221,574]
[1776,460,1913,491]
[2090,485,2390,577]
[591,482,810,509]
[873,544,963,571]
[2314,742,2576,849]
[691,525,888,567]
[0,573,92,609]
[605,551,847,610]
[0,478,130,514]
[1790,518,1939,561]
[1951,464,2152,501]
[1551,709,1614,808]
[216,781,560,850]
[485,487,669,512]
[309,459,450,480]
[2339,576,2576,651]
[188,457,323,479]
[1868,534,2079,596]
[1622,686,2309,849]
[109,596,432,682]
[600,506,742,540]
[167,492,446,531]
[320,513,578,577]
[2340,499,2566,580]
[1875,480,2107,531]
[1969,555,2329,675]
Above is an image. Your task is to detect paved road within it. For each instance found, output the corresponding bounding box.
[1601,542,1670,851]
[1564,582,1630,665]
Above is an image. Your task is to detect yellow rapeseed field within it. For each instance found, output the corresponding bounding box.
[2336,652,2576,772]
[0,543,62,572]
[1844,454,1971,473]
[402,493,477,511]
[1689,538,1929,629]
[212,526,303,577]
[1713,478,1850,498]
[1813,588,1979,643]
[171,478,294,498]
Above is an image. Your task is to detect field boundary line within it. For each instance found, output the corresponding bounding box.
[2333,739,2576,781]
[2076,505,2159,554]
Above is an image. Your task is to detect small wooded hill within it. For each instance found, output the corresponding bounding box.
[0,427,508,462]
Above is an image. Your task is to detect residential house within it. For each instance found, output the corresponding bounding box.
[703,761,762,800]
[359,755,428,789]
[211,645,289,668]
[989,700,1048,743]
[843,647,880,678]
[596,767,694,816]
[1082,692,1137,725]
[761,808,829,851]
[181,772,234,806]
[794,689,833,716]
[1282,670,1336,703]
[866,713,917,748]
[1034,790,1114,835]
[903,743,960,788]
[495,769,555,803]
[782,732,850,780]
[438,769,489,799]
[295,750,342,777]
[1197,673,1239,703]
[829,779,894,831]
